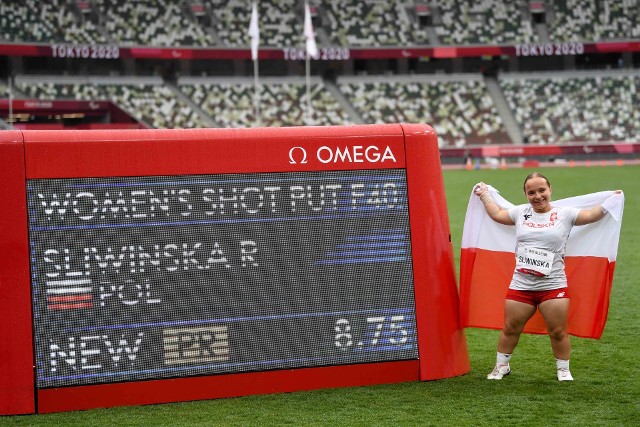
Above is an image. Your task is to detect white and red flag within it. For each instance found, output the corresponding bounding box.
[460,187,624,339]
[304,1,319,59]
[248,1,259,60]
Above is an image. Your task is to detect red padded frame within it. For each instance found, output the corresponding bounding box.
[0,124,468,414]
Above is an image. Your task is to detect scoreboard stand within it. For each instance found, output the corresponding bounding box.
[0,124,469,414]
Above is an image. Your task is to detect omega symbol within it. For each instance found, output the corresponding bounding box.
[289,146,308,164]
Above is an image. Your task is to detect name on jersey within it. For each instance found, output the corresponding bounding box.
[517,255,551,269]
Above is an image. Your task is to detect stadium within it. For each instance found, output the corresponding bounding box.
[0,0,639,424]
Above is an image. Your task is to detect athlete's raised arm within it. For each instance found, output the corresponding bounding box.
[474,182,514,226]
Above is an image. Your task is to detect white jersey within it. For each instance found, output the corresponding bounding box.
[507,204,581,291]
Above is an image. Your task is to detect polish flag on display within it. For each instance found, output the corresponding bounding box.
[460,187,624,339]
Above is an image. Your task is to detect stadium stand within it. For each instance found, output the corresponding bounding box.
[0,0,106,44]
[207,0,302,47]
[15,76,209,129]
[178,76,353,127]
[321,0,427,47]
[499,71,640,145]
[432,0,537,45]
[547,0,640,42]
[0,0,639,151]
[338,75,510,147]
[93,0,213,47]
[2,0,638,48]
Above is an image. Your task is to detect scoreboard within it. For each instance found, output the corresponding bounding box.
[0,124,469,414]
[30,170,417,388]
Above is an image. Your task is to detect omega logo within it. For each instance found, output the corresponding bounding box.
[289,146,308,164]
[289,145,396,164]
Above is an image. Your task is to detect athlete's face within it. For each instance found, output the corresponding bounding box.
[524,177,552,213]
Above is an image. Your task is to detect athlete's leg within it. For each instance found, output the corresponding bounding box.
[488,299,537,379]
[538,298,571,359]
[497,299,537,354]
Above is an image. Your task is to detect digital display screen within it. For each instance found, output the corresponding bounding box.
[28,169,417,388]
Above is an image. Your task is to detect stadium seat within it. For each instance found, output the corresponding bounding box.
[93,0,213,46]
[499,73,640,144]
[16,77,209,129]
[179,77,353,127]
[0,0,106,43]
[547,0,640,42]
[338,75,511,147]
[207,0,302,48]
[322,0,427,47]
[433,0,536,45]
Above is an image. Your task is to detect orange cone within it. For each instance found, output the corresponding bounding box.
[568,160,575,167]
[616,159,624,166]
[500,157,507,170]
[465,157,473,170]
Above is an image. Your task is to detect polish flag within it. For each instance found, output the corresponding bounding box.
[460,187,624,339]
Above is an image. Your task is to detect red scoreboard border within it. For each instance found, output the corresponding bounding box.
[0,124,469,414]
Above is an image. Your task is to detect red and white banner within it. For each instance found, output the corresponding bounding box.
[460,187,624,339]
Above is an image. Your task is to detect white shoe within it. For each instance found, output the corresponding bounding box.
[557,367,574,381]
[487,363,511,380]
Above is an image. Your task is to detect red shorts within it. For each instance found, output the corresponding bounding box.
[506,287,569,306]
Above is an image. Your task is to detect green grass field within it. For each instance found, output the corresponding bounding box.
[3,166,639,426]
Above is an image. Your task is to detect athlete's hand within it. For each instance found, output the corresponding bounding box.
[474,182,488,196]
[601,190,623,214]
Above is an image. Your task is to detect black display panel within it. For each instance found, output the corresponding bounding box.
[28,169,417,388]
